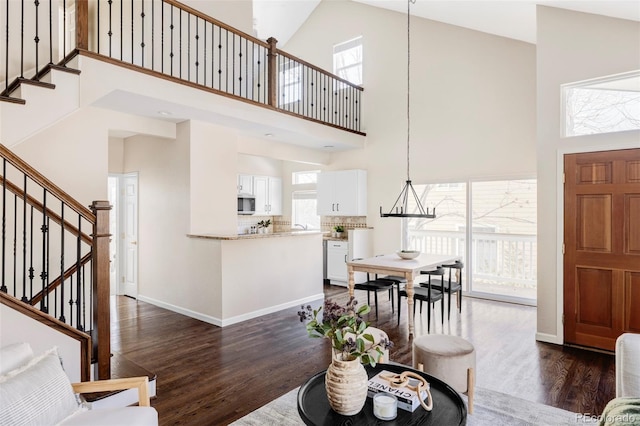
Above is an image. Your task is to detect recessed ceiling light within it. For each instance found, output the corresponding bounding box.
[158,110,172,116]
[264,133,274,137]
[324,145,334,148]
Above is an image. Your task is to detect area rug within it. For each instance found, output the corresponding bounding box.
[230,386,600,425]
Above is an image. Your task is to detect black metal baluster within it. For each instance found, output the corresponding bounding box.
[21,176,27,302]
[82,265,87,333]
[231,32,234,94]
[238,35,242,97]
[245,39,248,99]
[161,0,164,73]
[96,0,99,54]
[1,159,6,293]
[28,206,34,299]
[62,0,67,56]
[356,90,360,131]
[151,0,155,70]
[195,16,199,84]
[170,4,174,76]
[187,12,190,81]
[20,0,25,78]
[76,217,82,330]
[141,0,145,67]
[12,194,17,295]
[4,0,9,94]
[225,30,228,93]
[120,0,123,60]
[218,26,222,90]
[48,0,52,64]
[179,8,182,79]
[34,0,40,78]
[40,190,47,313]
[59,203,65,322]
[108,0,113,56]
[68,274,74,327]
[130,0,134,63]
[256,43,261,103]
[203,21,206,86]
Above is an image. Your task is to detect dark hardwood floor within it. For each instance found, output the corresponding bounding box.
[110,284,615,425]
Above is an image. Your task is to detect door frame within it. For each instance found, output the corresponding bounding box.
[555,139,640,345]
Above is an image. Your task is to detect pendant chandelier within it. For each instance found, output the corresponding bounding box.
[379,0,435,219]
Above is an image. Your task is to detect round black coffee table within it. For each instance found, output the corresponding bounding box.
[297,363,467,425]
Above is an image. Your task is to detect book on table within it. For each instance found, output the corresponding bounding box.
[367,370,429,413]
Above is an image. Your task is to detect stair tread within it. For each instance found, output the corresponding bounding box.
[0,95,26,105]
[81,353,157,403]
[17,77,56,90]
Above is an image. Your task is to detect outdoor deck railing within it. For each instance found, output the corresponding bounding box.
[409,229,537,290]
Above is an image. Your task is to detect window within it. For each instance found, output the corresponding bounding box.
[564,71,640,137]
[292,191,320,230]
[279,60,302,106]
[292,171,320,230]
[333,37,362,85]
[406,179,537,304]
[292,170,319,185]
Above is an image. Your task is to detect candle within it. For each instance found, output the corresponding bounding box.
[373,393,397,420]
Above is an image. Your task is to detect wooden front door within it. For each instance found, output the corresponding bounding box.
[564,148,640,351]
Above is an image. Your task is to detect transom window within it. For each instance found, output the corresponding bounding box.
[563,70,640,137]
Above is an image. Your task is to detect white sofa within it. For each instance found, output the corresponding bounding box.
[0,342,158,425]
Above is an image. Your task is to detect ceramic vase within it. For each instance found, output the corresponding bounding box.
[325,355,368,416]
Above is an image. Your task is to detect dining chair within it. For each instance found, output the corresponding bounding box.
[352,260,395,320]
[397,268,444,333]
[428,261,464,320]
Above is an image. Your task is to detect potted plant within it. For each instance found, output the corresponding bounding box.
[298,297,393,415]
[333,225,345,238]
[257,219,271,234]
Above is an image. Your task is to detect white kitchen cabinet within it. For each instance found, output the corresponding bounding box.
[317,170,367,216]
[237,175,253,194]
[326,241,349,283]
[253,176,282,215]
[326,229,372,286]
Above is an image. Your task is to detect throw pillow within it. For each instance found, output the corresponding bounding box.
[0,342,34,375]
[0,347,80,426]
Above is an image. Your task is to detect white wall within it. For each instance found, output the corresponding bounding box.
[285,1,537,255]
[535,6,640,343]
[0,304,83,383]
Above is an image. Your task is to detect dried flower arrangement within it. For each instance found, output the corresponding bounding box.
[298,297,393,367]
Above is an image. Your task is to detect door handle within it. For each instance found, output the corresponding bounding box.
[344,254,347,263]
[131,241,137,245]
[336,203,339,211]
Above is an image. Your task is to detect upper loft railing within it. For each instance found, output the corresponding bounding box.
[0,143,111,381]
[0,0,364,134]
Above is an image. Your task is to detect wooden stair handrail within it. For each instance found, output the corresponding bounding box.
[0,176,93,245]
[0,292,91,381]
[29,252,93,306]
[276,49,364,91]
[0,144,95,223]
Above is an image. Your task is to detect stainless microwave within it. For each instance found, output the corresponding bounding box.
[237,194,256,215]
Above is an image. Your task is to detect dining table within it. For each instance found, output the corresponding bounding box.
[347,253,461,337]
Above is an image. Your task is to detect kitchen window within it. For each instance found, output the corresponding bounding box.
[292,190,320,230]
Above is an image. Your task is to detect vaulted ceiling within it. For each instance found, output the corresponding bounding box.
[253,0,640,45]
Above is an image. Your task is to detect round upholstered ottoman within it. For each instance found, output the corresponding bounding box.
[412,334,475,413]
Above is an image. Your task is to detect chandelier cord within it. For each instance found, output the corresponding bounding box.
[406,0,415,182]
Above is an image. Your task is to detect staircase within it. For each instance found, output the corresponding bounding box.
[0,142,111,380]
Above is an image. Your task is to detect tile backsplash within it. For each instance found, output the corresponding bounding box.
[238,215,369,234]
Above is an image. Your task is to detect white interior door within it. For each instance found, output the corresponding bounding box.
[122,174,139,298]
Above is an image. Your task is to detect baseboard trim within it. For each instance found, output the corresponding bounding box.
[137,293,325,327]
[535,332,562,345]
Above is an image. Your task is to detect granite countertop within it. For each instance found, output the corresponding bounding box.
[188,230,324,240]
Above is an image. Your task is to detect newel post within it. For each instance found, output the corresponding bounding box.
[91,200,111,380]
[267,37,278,107]
[75,0,89,50]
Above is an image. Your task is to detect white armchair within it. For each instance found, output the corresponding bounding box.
[616,333,640,397]
[0,343,157,426]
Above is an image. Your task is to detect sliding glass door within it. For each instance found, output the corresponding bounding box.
[407,179,537,304]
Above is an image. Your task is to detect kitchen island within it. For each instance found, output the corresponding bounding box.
[185,231,324,326]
